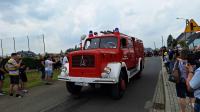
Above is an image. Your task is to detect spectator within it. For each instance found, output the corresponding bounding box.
[62,52,68,66]
[187,46,200,112]
[39,56,45,81]
[60,56,63,66]
[7,53,22,98]
[168,49,175,74]
[45,56,54,84]
[0,64,6,95]
[19,59,28,93]
[163,52,170,73]
[175,49,194,112]
[187,64,200,112]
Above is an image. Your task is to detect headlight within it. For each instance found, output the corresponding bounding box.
[61,66,68,76]
[101,67,111,78]
[104,67,111,74]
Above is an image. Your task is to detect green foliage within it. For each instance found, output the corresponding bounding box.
[172,39,178,48]
[22,57,40,69]
[66,47,80,53]
[167,34,173,48]
[178,40,188,48]
[1,57,41,70]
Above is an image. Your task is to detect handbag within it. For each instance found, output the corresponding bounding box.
[168,60,180,83]
[168,74,177,83]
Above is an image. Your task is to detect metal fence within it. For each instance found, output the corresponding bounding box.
[0,34,46,57]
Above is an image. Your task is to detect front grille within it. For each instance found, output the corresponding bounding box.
[72,55,95,67]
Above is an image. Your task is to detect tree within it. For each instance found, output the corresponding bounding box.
[172,39,177,48]
[167,34,173,48]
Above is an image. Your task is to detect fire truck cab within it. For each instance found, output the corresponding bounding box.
[58,28,144,99]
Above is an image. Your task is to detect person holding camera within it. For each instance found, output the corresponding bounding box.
[7,53,22,98]
[186,46,200,112]
[187,63,200,112]
[174,49,194,112]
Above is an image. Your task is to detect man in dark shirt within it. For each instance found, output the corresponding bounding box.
[39,56,45,81]
[19,61,28,93]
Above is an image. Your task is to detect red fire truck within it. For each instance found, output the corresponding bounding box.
[58,28,144,99]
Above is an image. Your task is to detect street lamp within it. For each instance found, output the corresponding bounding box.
[176,17,190,42]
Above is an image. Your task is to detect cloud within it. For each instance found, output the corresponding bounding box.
[0,0,200,55]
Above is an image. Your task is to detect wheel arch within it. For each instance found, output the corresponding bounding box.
[106,62,129,83]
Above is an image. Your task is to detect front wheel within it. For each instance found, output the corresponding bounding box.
[66,82,82,95]
[111,71,127,99]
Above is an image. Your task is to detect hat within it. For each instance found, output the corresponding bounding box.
[164,52,168,56]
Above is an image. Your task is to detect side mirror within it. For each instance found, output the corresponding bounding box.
[81,35,87,41]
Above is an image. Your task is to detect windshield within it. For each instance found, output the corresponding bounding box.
[84,36,118,49]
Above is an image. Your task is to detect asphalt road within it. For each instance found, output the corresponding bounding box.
[0,57,161,112]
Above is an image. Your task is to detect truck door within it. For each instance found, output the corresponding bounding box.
[133,41,139,64]
[120,37,131,69]
[127,39,136,68]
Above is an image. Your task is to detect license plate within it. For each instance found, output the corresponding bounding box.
[75,82,89,86]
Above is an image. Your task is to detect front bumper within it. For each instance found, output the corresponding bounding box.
[58,75,117,84]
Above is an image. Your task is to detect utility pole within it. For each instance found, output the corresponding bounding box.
[154,41,156,50]
[27,35,30,51]
[0,39,3,57]
[42,34,46,54]
[13,37,16,53]
[161,36,163,47]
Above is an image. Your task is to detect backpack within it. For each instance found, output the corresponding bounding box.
[168,60,180,83]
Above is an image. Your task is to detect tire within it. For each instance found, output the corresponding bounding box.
[111,71,127,99]
[66,82,82,95]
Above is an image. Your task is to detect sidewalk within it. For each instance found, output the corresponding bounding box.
[151,60,193,112]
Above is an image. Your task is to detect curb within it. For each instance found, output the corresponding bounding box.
[161,60,171,112]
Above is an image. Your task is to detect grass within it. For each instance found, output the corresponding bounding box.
[2,69,61,93]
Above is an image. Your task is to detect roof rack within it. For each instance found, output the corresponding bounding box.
[100,30,129,37]
[100,30,114,34]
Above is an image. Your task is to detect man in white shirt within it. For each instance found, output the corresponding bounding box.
[45,56,54,84]
[62,52,68,66]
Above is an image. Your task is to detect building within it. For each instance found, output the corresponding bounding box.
[176,32,194,41]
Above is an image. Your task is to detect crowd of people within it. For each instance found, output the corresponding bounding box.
[163,45,200,112]
[0,52,68,98]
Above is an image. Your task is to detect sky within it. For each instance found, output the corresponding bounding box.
[0,0,200,55]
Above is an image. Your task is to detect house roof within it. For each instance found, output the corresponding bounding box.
[176,32,194,41]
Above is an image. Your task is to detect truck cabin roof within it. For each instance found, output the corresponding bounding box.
[87,30,142,44]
